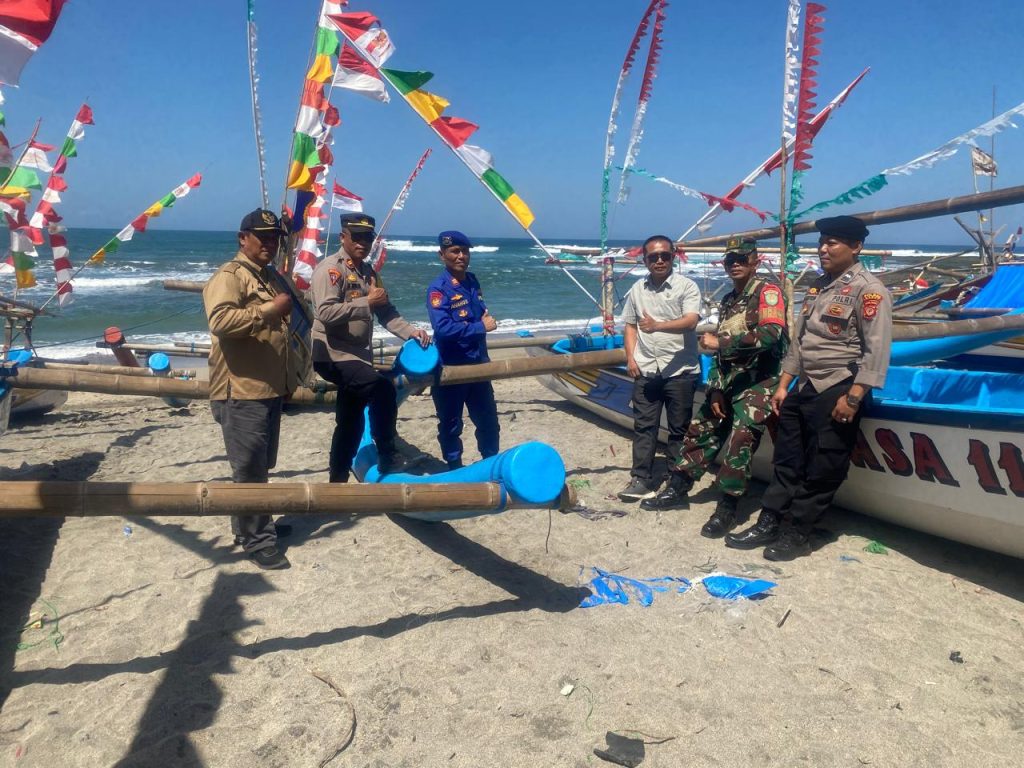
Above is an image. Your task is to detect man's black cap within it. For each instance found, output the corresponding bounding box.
[816,215,869,242]
[340,213,376,232]
[239,208,286,234]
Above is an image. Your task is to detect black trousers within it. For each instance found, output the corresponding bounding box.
[761,379,868,533]
[314,360,398,481]
[210,397,281,552]
[630,372,697,484]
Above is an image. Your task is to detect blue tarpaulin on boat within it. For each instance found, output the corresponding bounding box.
[966,263,1024,308]
[877,366,1024,412]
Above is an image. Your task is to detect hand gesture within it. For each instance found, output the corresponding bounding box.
[638,311,660,334]
[366,286,388,307]
[700,331,720,351]
[770,385,788,417]
[482,310,498,332]
[709,390,728,420]
[410,328,431,348]
[264,292,293,323]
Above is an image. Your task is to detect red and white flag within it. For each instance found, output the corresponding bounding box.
[0,0,69,85]
[329,12,395,68]
[331,181,363,212]
[333,44,390,102]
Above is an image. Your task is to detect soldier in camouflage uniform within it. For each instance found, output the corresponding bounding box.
[642,237,787,539]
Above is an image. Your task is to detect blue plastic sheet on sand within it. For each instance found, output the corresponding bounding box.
[579,568,691,607]
[700,574,777,600]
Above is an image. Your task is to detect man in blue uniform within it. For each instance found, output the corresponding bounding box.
[426,230,499,470]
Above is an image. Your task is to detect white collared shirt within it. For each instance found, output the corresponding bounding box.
[622,274,702,377]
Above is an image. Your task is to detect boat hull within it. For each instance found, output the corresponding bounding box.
[532,350,1024,559]
[10,387,67,419]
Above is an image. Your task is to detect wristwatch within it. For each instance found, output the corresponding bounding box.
[845,393,862,408]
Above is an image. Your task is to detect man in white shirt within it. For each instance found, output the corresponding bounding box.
[618,235,702,501]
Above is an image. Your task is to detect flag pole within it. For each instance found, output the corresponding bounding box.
[370,148,432,272]
[245,0,270,210]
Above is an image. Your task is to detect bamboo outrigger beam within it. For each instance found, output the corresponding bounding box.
[34,359,197,378]
[439,349,628,385]
[0,480,575,518]
[5,367,338,405]
[678,185,1024,248]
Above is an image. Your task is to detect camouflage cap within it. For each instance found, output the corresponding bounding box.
[724,236,757,256]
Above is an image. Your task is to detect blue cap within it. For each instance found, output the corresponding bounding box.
[438,230,472,249]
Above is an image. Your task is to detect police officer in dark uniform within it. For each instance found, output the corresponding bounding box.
[426,230,500,469]
[725,215,892,560]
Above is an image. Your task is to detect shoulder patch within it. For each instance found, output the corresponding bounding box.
[758,285,785,327]
[760,285,781,307]
[328,268,342,286]
[862,292,883,320]
[429,291,444,308]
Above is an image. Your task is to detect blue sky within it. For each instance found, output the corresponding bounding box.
[3,0,1024,244]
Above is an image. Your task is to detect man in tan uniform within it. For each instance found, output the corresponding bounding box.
[203,209,293,570]
[310,213,430,481]
[726,215,892,560]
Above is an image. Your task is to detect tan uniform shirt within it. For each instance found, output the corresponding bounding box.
[203,252,290,400]
[783,261,892,391]
[310,251,416,364]
[621,274,702,377]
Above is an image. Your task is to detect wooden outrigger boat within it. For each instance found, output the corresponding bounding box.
[529,324,1024,559]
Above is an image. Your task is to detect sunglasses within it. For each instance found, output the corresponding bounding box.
[723,254,753,267]
[645,251,674,263]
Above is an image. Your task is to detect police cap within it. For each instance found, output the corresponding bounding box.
[815,215,869,242]
[340,213,376,233]
[239,209,286,234]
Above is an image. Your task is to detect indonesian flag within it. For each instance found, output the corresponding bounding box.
[333,44,390,102]
[0,253,13,274]
[328,12,395,68]
[0,0,69,85]
[331,181,363,212]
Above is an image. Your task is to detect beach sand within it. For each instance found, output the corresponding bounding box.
[1,373,1023,767]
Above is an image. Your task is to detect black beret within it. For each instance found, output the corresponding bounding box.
[815,215,869,242]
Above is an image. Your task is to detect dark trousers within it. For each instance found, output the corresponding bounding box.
[631,372,697,484]
[314,360,398,481]
[211,397,282,552]
[431,381,500,465]
[761,379,868,533]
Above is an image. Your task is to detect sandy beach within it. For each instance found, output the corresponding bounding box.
[1,373,1023,767]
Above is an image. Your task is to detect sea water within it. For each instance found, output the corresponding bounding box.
[1,228,971,359]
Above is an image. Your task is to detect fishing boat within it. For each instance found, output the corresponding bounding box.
[529,330,1024,559]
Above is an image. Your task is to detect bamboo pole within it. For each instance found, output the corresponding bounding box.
[96,341,210,358]
[678,185,1024,248]
[35,360,197,378]
[0,480,547,518]
[6,367,338,405]
[439,349,628,385]
[163,279,206,293]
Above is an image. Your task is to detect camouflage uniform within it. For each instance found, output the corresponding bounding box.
[675,277,787,496]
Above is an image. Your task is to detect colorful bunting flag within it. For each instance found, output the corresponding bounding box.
[0,0,69,85]
[88,174,201,265]
[626,167,771,222]
[600,0,663,250]
[333,43,390,102]
[370,148,431,272]
[616,0,667,205]
[291,183,327,290]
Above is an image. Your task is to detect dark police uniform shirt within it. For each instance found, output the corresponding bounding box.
[426,270,489,365]
[782,261,892,392]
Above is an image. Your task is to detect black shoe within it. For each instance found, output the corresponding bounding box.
[638,472,692,509]
[700,496,738,538]
[235,524,291,547]
[329,471,350,484]
[378,453,411,475]
[724,509,780,550]
[447,460,464,471]
[249,546,290,570]
[617,478,657,502]
[763,528,811,561]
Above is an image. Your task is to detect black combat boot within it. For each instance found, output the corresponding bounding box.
[763,527,812,561]
[700,494,739,538]
[639,472,693,510]
[724,509,780,549]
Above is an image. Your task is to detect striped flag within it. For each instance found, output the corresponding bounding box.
[330,181,363,212]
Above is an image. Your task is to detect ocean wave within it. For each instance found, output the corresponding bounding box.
[386,239,499,253]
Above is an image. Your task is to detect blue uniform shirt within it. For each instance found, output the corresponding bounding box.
[427,270,489,364]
